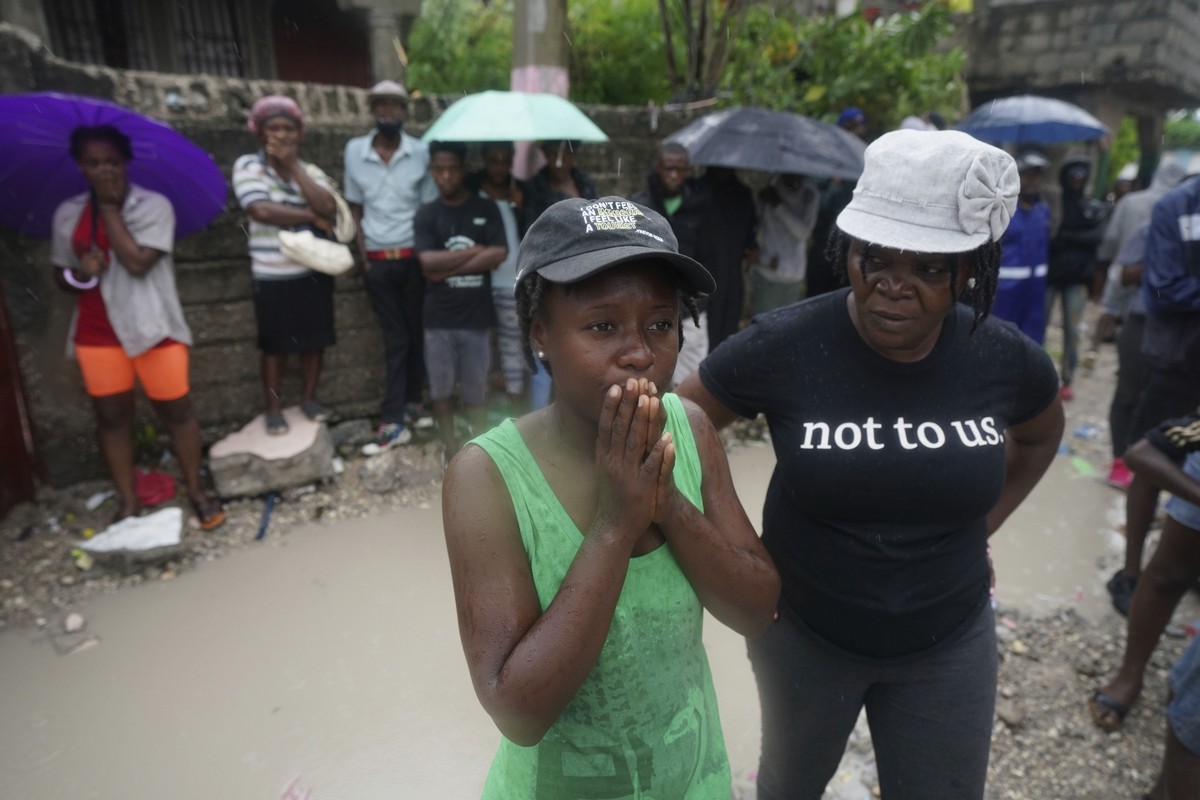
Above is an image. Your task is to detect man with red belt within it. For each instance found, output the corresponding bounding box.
[344,80,438,454]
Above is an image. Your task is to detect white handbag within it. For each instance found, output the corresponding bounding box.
[276,164,357,275]
[278,229,354,276]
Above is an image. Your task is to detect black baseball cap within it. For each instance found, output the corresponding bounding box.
[515,196,715,293]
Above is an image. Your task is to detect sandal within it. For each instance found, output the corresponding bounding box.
[1106,569,1138,617]
[191,496,226,531]
[301,400,333,422]
[266,412,289,436]
[1088,689,1129,732]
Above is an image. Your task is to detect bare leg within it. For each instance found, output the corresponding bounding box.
[93,392,139,519]
[261,352,287,415]
[433,397,458,454]
[1093,518,1200,728]
[299,349,323,405]
[465,404,489,438]
[1163,719,1200,799]
[151,395,206,502]
[1124,474,1159,579]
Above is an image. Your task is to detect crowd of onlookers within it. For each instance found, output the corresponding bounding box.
[48,78,1200,796]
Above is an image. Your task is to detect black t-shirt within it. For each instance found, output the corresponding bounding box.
[1146,411,1200,462]
[414,195,504,329]
[700,289,1058,659]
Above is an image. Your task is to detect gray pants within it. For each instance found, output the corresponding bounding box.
[751,605,996,800]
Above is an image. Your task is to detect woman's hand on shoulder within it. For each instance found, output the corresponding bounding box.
[658,397,780,638]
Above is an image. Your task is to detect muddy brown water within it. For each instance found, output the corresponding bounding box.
[0,443,1142,798]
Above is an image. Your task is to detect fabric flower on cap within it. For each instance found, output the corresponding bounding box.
[247,95,304,137]
[957,151,1018,244]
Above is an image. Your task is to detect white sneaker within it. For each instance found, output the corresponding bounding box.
[361,422,411,456]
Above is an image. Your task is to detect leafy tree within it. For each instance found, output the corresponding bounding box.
[567,0,671,104]
[1164,113,1200,149]
[722,2,965,130]
[406,0,513,96]
[655,0,751,102]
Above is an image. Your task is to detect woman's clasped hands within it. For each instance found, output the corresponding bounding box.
[592,377,683,542]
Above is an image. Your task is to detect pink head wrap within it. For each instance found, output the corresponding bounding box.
[247,95,304,137]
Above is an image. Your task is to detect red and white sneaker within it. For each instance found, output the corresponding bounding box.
[1106,458,1132,490]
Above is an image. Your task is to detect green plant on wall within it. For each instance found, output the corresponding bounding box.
[722,2,965,129]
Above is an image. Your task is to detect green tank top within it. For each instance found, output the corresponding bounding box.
[470,393,731,799]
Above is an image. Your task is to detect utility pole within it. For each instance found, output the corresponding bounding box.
[511,0,569,177]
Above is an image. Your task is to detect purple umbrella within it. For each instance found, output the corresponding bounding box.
[0,92,227,239]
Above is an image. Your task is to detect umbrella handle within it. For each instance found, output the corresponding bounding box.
[61,268,99,291]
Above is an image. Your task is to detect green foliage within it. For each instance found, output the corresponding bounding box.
[1164,113,1200,149]
[567,0,671,104]
[1103,115,1140,188]
[406,0,669,104]
[406,0,513,96]
[722,3,965,130]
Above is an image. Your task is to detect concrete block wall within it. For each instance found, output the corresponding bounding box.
[0,24,697,485]
[967,0,1200,111]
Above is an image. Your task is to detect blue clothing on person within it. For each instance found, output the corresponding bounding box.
[993,201,1051,343]
[343,131,437,250]
[1141,176,1200,372]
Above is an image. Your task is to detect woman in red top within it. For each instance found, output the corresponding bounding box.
[51,125,223,529]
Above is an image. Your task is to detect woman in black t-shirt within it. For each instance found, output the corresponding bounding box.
[678,130,1064,800]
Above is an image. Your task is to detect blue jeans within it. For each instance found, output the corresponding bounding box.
[1045,283,1088,385]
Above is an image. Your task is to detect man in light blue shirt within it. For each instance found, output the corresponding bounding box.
[344,80,437,454]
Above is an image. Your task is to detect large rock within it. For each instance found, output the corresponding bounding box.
[208,407,335,497]
[79,506,185,573]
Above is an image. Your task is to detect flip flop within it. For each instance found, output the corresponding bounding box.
[1089,689,1129,732]
[191,496,226,531]
[266,412,289,436]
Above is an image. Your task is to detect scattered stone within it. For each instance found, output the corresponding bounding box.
[208,407,336,497]
[1010,639,1029,656]
[359,448,404,493]
[79,507,185,574]
[64,612,84,633]
[330,418,374,449]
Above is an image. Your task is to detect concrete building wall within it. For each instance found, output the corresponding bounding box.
[967,0,1200,111]
[0,23,690,485]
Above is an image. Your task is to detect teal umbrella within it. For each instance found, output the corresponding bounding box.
[420,90,608,143]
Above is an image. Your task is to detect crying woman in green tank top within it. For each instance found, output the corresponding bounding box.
[441,196,779,799]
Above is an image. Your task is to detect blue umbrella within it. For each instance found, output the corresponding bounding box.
[665,107,866,180]
[0,92,227,239]
[956,95,1108,145]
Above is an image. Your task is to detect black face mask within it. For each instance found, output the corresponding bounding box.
[376,118,403,138]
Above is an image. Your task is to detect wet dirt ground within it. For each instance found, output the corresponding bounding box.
[1,308,1198,799]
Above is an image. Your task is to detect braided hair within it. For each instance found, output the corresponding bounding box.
[514,263,704,374]
[825,227,1001,333]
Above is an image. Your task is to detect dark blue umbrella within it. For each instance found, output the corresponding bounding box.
[956,94,1108,145]
[0,92,227,239]
[665,107,866,180]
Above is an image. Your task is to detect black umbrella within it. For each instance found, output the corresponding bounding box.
[665,106,866,180]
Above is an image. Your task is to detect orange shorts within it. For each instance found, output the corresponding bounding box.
[75,342,190,401]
